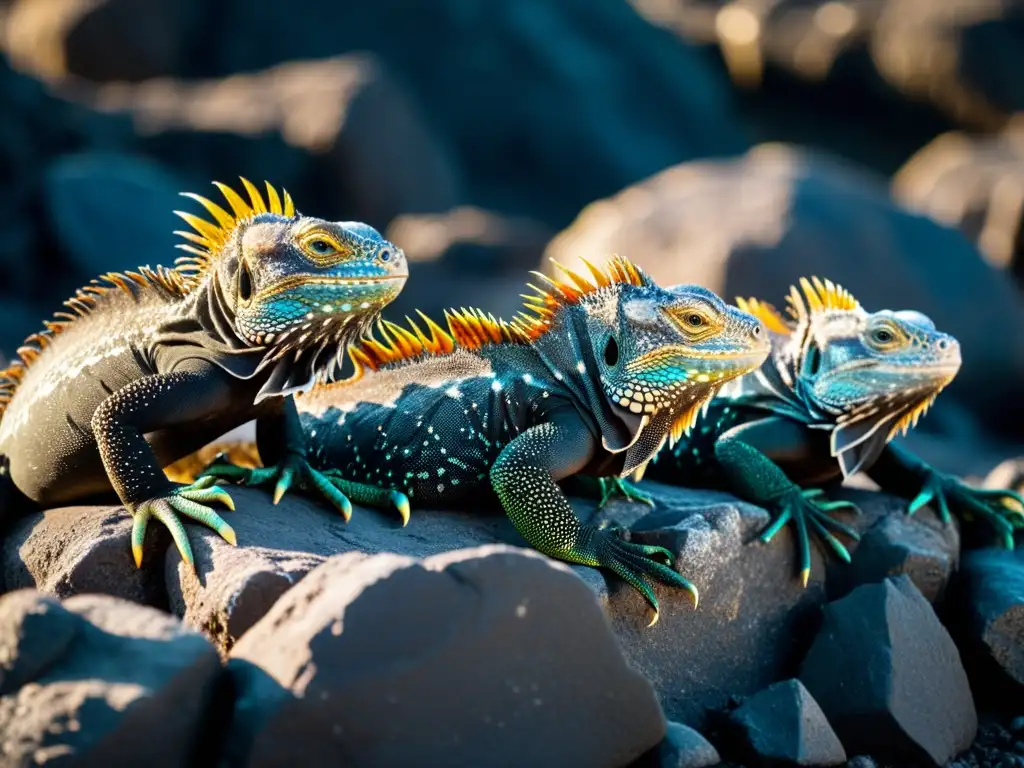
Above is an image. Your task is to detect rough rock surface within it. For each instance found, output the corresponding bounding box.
[0,589,223,766]
[543,143,1024,440]
[946,548,1024,701]
[5,481,960,730]
[649,721,721,768]
[827,502,960,604]
[1,501,167,609]
[724,678,846,766]
[226,545,666,768]
[799,576,977,765]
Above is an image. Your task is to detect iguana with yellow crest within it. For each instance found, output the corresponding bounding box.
[200,255,772,622]
[0,178,408,569]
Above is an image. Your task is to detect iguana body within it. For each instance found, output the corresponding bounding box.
[624,277,1024,583]
[0,179,408,567]
[203,256,771,620]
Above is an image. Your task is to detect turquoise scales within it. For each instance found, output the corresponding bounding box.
[621,277,1024,584]
[202,255,772,622]
[0,178,409,568]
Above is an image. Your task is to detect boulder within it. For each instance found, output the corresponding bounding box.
[0,589,223,766]
[893,120,1024,285]
[651,721,721,768]
[723,678,846,766]
[81,54,462,230]
[799,576,977,765]
[201,0,747,228]
[871,0,1024,129]
[1,501,167,609]
[2,0,190,83]
[544,143,1024,440]
[827,500,960,604]
[945,547,1024,701]
[225,546,665,768]
[43,151,187,277]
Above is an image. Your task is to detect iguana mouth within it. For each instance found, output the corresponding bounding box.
[603,401,650,453]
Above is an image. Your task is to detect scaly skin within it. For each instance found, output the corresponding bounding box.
[0,178,407,569]
[203,256,771,623]
[609,277,1024,585]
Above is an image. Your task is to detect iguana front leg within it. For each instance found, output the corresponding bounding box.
[868,442,1024,549]
[712,416,860,586]
[199,397,410,524]
[491,409,697,624]
[92,362,237,569]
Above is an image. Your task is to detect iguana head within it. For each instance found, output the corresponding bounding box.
[531,258,771,476]
[738,277,961,477]
[175,178,408,399]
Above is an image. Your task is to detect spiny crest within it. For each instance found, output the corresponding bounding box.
[785,276,861,323]
[346,254,652,377]
[173,177,296,280]
[888,392,941,441]
[735,296,793,335]
[0,266,190,416]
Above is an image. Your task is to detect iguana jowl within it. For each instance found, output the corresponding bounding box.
[203,255,772,621]
[623,277,1024,584]
[0,178,408,568]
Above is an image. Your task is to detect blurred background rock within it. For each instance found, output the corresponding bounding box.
[0,0,1022,458]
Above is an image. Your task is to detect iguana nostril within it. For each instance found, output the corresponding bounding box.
[937,339,949,351]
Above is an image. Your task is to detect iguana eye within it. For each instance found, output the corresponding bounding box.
[685,313,705,327]
[307,238,335,256]
[237,259,253,303]
[871,327,894,344]
[604,335,619,367]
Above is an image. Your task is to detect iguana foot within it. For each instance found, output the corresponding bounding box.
[596,477,655,510]
[581,523,698,626]
[758,488,861,587]
[908,471,1024,549]
[199,453,410,525]
[131,476,236,568]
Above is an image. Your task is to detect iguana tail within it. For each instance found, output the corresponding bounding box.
[164,441,262,484]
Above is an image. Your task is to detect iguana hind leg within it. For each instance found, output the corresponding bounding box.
[491,410,697,624]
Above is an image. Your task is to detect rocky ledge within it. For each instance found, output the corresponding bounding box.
[1,476,1022,766]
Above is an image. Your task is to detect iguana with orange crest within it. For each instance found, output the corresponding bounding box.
[615,276,1024,585]
[200,255,772,621]
[0,178,408,570]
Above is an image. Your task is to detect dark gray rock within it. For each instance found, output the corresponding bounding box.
[828,501,960,604]
[947,547,1024,698]
[226,545,665,768]
[725,678,846,766]
[656,721,721,768]
[544,143,1024,441]
[799,576,977,765]
[44,152,186,277]
[1,501,167,609]
[0,589,223,766]
[205,0,746,228]
[81,54,461,232]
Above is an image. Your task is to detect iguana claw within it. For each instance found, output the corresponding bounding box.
[908,470,1024,549]
[583,524,698,625]
[130,476,236,568]
[597,477,655,509]
[759,488,861,587]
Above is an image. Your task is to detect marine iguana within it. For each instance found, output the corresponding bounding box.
[202,255,771,621]
[0,178,408,569]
